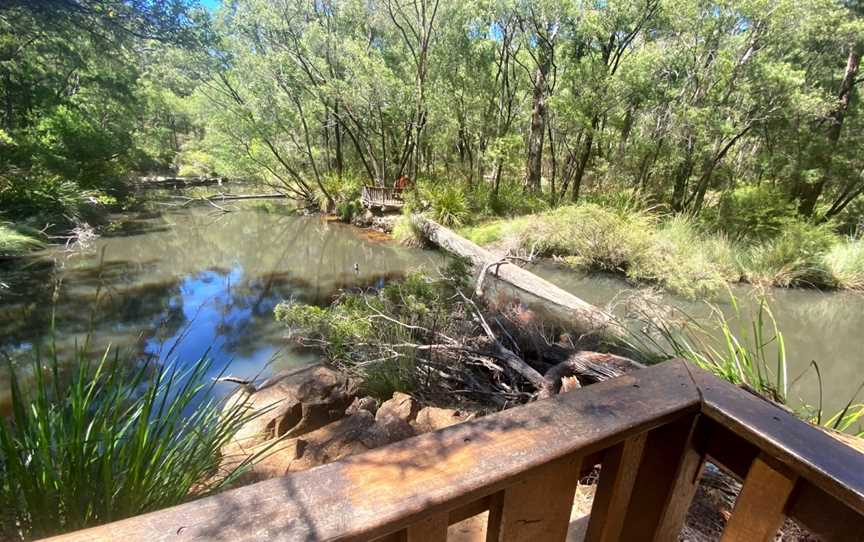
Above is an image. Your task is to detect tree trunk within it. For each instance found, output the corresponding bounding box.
[797,44,861,216]
[570,116,600,202]
[525,44,552,193]
[671,136,695,212]
[410,215,626,345]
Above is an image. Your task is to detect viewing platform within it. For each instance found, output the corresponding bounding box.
[361,186,406,210]
[46,360,864,541]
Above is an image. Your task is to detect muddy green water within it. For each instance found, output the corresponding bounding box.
[0,203,443,410]
[533,265,864,418]
[0,201,862,420]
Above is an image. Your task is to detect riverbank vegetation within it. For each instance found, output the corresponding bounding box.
[5,0,863,277]
[0,347,269,540]
[278,267,864,435]
[460,194,864,296]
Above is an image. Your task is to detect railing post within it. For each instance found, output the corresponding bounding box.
[486,454,582,542]
[584,434,648,542]
[720,454,797,542]
[619,414,706,542]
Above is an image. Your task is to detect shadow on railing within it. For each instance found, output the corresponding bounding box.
[44,360,864,541]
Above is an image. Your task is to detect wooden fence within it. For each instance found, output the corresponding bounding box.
[361,186,405,209]
[45,360,864,541]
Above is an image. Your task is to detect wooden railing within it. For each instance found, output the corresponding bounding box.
[45,360,864,541]
[361,186,405,208]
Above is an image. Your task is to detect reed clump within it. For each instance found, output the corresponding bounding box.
[0,346,273,540]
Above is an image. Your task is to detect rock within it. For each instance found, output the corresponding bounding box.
[346,396,379,416]
[222,364,358,453]
[376,392,419,424]
[376,413,417,442]
[412,406,474,433]
[559,376,582,394]
[246,411,394,479]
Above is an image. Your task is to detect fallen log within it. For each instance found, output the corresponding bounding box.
[137,176,228,188]
[410,215,626,345]
[207,193,287,201]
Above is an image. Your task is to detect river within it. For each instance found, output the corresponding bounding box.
[0,202,442,412]
[1,200,862,420]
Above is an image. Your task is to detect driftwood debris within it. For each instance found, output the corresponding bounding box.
[137,176,229,189]
[410,215,625,344]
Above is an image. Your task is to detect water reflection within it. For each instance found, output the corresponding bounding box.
[532,263,864,416]
[0,205,442,409]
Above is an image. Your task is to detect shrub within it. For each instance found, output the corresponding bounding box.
[624,295,789,402]
[0,223,44,256]
[0,349,273,540]
[742,220,839,287]
[635,216,739,298]
[276,266,470,400]
[519,204,656,272]
[335,199,362,223]
[479,181,549,218]
[824,239,864,290]
[708,185,797,241]
[428,183,469,227]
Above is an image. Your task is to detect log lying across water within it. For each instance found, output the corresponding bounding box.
[410,214,627,345]
[137,176,229,188]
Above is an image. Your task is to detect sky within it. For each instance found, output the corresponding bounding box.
[199,0,221,12]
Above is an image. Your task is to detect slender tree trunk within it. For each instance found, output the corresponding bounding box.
[797,44,861,216]
[671,136,695,212]
[570,115,600,202]
[3,68,13,131]
[525,41,552,193]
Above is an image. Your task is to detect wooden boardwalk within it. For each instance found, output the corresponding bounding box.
[47,360,864,542]
[361,186,405,209]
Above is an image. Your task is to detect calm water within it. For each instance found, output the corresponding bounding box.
[0,203,442,411]
[533,265,864,417]
[1,202,862,419]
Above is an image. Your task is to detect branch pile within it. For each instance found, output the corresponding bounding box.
[275,265,635,411]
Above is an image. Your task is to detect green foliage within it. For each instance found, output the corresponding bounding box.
[823,238,864,290]
[742,220,839,287]
[627,295,789,403]
[275,266,470,399]
[635,217,740,298]
[478,181,550,218]
[465,203,735,297]
[335,199,362,223]
[0,348,272,540]
[627,293,864,435]
[708,185,798,241]
[0,223,44,256]
[427,183,469,227]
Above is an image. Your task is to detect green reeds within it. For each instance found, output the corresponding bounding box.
[0,345,275,540]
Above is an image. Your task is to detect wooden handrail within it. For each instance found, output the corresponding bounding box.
[361,186,405,208]
[42,360,864,541]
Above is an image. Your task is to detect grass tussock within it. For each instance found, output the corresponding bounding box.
[624,292,863,436]
[823,239,864,290]
[464,204,738,298]
[0,223,44,256]
[463,201,864,295]
[0,347,273,540]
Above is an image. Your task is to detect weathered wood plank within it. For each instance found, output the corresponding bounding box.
[720,455,797,542]
[692,366,864,516]
[43,361,700,542]
[704,419,864,542]
[584,434,647,542]
[405,512,449,542]
[620,414,706,541]
[786,481,864,542]
[485,455,581,542]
